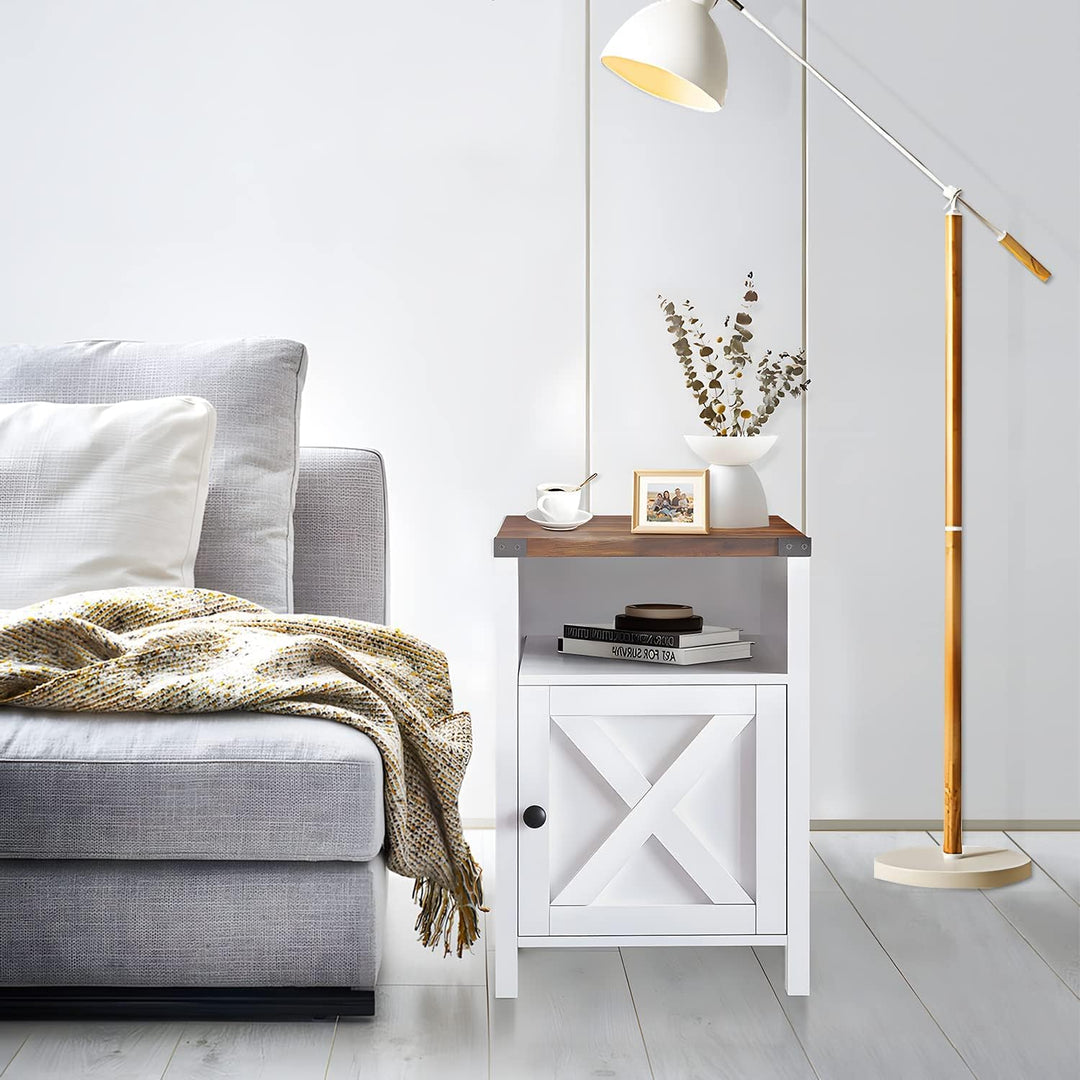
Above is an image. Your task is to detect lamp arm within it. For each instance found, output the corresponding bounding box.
[720,0,1051,281]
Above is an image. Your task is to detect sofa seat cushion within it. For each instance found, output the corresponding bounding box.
[0,710,384,862]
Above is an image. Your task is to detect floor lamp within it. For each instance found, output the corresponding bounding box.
[601,0,1051,888]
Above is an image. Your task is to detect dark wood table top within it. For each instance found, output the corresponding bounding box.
[494,515,811,558]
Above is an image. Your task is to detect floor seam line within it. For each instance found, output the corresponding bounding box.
[1004,831,1080,908]
[322,1016,340,1080]
[981,889,1080,1002]
[0,1028,34,1079]
[750,945,821,1080]
[942,834,1080,1002]
[157,1023,186,1080]
[618,948,657,1080]
[812,838,979,1080]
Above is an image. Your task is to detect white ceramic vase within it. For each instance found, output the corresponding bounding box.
[683,434,777,529]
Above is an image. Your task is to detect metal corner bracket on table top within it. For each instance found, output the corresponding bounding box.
[494,538,527,557]
[779,537,811,557]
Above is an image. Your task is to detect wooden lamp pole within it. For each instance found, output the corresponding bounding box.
[944,209,963,858]
[600,0,1052,887]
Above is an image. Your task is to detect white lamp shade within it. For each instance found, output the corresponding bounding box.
[601,0,728,112]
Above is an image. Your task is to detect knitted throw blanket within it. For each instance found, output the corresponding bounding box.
[0,587,483,956]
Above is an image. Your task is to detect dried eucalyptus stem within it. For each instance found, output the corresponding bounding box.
[659,272,809,436]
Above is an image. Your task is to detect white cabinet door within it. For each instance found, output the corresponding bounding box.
[518,683,786,938]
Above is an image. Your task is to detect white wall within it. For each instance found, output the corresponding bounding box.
[1,0,1076,821]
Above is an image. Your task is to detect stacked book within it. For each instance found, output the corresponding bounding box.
[558,621,752,667]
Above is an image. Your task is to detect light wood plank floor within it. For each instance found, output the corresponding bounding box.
[0,830,1076,1079]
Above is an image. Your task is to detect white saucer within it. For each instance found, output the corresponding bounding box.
[525,508,593,531]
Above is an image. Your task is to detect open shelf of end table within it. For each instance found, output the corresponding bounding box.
[492,513,812,1000]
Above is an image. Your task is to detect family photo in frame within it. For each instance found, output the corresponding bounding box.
[631,469,709,534]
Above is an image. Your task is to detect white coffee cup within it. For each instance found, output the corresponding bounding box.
[536,483,582,523]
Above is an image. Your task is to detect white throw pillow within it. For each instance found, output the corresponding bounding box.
[0,396,217,609]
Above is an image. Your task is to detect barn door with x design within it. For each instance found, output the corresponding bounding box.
[518,683,786,938]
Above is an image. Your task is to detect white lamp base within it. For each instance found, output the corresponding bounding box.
[874,845,1031,889]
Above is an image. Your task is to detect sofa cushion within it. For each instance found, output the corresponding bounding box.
[0,397,217,609]
[0,710,384,862]
[0,339,306,612]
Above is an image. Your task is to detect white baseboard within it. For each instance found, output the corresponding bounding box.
[467,818,1077,832]
[810,819,1080,831]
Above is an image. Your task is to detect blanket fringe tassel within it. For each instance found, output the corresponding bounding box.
[412,854,486,957]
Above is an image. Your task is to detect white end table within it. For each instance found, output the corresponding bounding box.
[492,515,811,998]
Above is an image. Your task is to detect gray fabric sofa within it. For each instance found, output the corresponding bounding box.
[0,344,389,1015]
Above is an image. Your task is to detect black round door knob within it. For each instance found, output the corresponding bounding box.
[522,805,547,829]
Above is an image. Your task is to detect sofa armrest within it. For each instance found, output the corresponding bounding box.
[292,446,387,623]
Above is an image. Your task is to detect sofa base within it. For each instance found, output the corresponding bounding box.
[0,857,387,989]
[0,985,374,1020]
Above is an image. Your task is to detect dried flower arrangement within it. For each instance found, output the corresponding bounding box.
[659,272,809,436]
